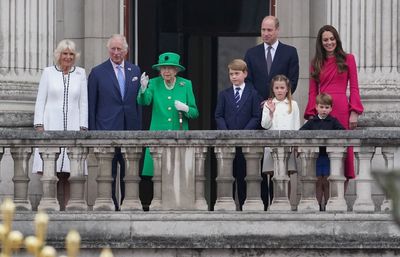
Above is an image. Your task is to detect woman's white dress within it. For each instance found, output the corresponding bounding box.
[32,66,88,173]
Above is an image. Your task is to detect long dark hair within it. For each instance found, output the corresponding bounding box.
[311,25,347,82]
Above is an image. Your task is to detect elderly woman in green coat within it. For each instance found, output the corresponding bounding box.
[138,52,199,177]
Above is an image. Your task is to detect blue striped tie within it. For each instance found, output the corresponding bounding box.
[234,87,241,108]
[117,65,125,99]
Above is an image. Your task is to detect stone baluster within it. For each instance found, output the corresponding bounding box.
[242,146,264,211]
[10,147,32,210]
[214,147,236,211]
[120,147,142,211]
[194,147,208,210]
[380,147,396,211]
[161,146,197,210]
[65,147,88,211]
[93,147,115,211]
[149,147,163,210]
[269,147,291,211]
[297,146,319,212]
[326,146,347,212]
[353,147,376,212]
[37,147,60,211]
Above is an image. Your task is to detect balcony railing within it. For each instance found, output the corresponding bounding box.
[0,129,396,212]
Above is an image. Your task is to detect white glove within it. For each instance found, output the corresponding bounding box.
[140,72,149,92]
[174,100,189,113]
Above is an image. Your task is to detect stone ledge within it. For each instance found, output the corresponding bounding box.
[13,212,400,250]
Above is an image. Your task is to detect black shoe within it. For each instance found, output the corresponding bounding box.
[143,205,150,212]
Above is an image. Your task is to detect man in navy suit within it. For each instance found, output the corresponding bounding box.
[88,34,142,211]
[215,59,262,210]
[244,16,299,210]
[244,16,299,100]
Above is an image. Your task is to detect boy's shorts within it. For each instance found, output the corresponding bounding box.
[316,154,330,177]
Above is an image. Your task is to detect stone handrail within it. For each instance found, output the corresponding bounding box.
[0,129,397,212]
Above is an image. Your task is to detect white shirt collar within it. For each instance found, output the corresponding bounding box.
[272,97,289,103]
[233,82,245,91]
[264,40,279,51]
[110,59,125,69]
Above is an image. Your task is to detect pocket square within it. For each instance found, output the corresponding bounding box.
[132,76,138,81]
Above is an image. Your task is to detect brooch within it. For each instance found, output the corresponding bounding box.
[128,67,132,71]
[132,76,138,81]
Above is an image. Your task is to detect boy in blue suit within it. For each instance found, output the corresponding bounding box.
[215,59,262,210]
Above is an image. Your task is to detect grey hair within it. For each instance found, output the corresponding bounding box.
[106,34,129,51]
[53,39,80,66]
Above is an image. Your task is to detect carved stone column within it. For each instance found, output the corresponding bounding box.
[297,147,319,212]
[194,147,208,210]
[269,147,291,211]
[380,147,396,211]
[149,147,163,210]
[326,146,347,212]
[353,147,376,212]
[327,0,400,128]
[120,147,143,211]
[242,146,264,211]
[214,147,236,211]
[93,147,115,211]
[0,0,55,128]
[66,147,88,211]
[10,147,32,210]
[160,146,197,210]
[37,147,60,211]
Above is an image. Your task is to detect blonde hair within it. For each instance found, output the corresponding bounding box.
[228,59,247,72]
[270,74,293,114]
[107,34,128,51]
[53,39,80,66]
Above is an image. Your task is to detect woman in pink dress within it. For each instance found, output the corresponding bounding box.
[304,25,363,186]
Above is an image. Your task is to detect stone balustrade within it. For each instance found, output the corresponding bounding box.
[0,129,397,212]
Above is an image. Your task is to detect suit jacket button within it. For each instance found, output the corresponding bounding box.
[168,107,172,111]
[168,118,172,122]
[167,96,172,100]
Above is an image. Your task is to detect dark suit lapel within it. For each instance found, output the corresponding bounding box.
[226,87,236,109]
[269,43,283,75]
[124,65,133,100]
[257,44,268,74]
[236,86,250,112]
[106,60,123,98]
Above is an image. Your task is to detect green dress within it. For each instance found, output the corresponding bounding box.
[137,76,199,176]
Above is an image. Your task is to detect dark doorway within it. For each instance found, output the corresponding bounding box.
[137,0,268,130]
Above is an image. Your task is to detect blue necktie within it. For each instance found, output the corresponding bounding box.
[234,87,241,108]
[117,65,125,99]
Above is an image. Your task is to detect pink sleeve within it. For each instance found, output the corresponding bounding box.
[304,65,318,119]
[347,54,364,114]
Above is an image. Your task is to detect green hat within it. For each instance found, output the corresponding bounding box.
[152,52,185,71]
